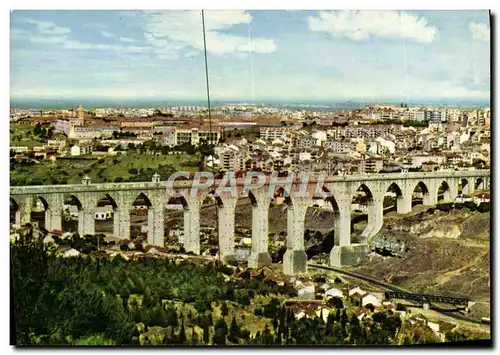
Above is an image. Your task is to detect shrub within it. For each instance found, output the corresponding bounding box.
[437,203,453,212]
[464,201,477,211]
[477,202,490,213]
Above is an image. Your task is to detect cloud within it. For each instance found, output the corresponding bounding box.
[469,22,490,41]
[19,17,71,44]
[120,36,135,43]
[308,10,437,43]
[184,51,199,58]
[29,36,68,44]
[139,10,277,59]
[63,40,150,54]
[23,18,71,35]
[101,30,116,38]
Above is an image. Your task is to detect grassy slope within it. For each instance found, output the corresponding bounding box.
[10,151,200,186]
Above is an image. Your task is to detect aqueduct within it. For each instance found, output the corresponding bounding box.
[10,170,490,275]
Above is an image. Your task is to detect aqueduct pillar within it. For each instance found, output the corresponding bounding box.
[183,198,202,255]
[361,194,384,240]
[330,193,369,267]
[248,191,272,268]
[18,197,31,227]
[44,194,63,232]
[148,205,164,246]
[283,197,311,275]
[218,197,238,262]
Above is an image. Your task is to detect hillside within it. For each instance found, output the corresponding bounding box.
[350,208,490,317]
[162,201,491,317]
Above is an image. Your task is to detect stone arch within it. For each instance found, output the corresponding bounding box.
[130,192,152,240]
[351,183,375,242]
[94,193,118,236]
[164,195,189,245]
[265,186,292,263]
[411,181,429,207]
[65,194,83,209]
[437,180,450,202]
[459,178,470,195]
[167,195,189,210]
[199,190,223,257]
[384,182,403,214]
[204,189,224,208]
[132,192,152,208]
[30,195,50,230]
[34,195,50,210]
[475,177,484,190]
[313,185,341,250]
[62,194,83,233]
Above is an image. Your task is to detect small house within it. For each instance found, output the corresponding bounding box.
[349,286,366,297]
[325,287,344,299]
[362,292,385,307]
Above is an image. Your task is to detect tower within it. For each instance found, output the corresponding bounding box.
[76,105,85,126]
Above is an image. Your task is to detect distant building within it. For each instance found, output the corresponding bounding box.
[473,193,490,204]
[95,206,113,220]
[324,287,344,299]
[348,287,366,297]
[296,281,316,300]
[70,144,92,156]
[362,293,385,307]
[358,157,384,174]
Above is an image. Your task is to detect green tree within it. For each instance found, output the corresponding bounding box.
[227,317,240,344]
[166,306,178,328]
[178,318,187,344]
[203,323,210,344]
[191,327,199,345]
[142,286,153,308]
[212,318,228,345]
[221,302,229,317]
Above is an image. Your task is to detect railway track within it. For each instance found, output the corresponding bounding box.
[308,263,485,325]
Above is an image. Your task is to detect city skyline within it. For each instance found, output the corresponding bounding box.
[11,10,491,103]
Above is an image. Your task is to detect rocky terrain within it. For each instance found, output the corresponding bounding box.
[351,208,490,317]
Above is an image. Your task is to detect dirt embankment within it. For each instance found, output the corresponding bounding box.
[352,209,490,316]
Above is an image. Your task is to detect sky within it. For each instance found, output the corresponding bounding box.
[10,10,491,104]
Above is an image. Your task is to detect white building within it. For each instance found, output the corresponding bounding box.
[362,293,385,307]
[473,193,490,204]
[311,130,327,146]
[455,194,472,203]
[324,287,344,299]
[70,144,92,156]
[296,281,315,299]
[411,154,446,168]
[299,151,312,162]
[95,206,113,220]
[348,287,366,297]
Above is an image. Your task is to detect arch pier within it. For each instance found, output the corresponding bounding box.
[10,170,490,275]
